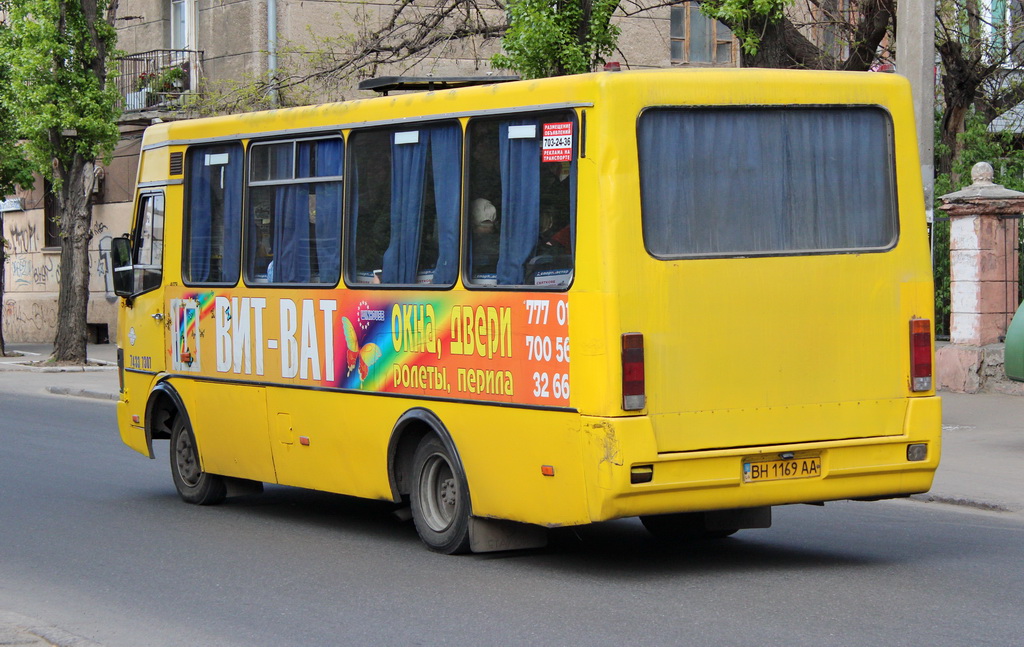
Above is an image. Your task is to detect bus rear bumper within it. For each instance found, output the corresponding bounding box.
[582,396,941,522]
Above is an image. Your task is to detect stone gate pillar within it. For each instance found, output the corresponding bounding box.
[936,162,1024,392]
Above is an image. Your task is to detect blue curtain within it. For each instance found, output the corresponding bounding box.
[188,145,242,283]
[187,154,212,282]
[220,147,242,283]
[638,108,894,257]
[429,125,461,285]
[382,132,427,284]
[272,148,310,283]
[314,139,343,283]
[497,121,541,285]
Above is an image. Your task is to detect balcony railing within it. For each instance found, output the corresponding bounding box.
[116,49,203,113]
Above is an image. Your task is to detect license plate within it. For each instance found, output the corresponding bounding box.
[743,456,821,483]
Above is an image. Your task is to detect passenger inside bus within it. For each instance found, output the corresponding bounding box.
[470,198,499,277]
[525,161,573,285]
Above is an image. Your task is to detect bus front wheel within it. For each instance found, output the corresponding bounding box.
[409,436,471,554]
[170,416,226,505]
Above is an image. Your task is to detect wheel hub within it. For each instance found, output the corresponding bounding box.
[175,434,201,487]
[440,477,457,507]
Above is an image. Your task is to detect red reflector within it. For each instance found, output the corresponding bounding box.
[541,465,555,477]
[622,333,645,410]
[910,318,932,392]
[299,436,311,446]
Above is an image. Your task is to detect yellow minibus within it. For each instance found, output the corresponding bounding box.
[112,68,940,553]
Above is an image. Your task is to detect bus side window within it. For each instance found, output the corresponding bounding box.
[134,193,164,293]
[182,143,244,285]
[246,137,343,285]
[466,112,576,288]
[346,123,461,287]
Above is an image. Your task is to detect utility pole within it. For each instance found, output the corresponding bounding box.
[897,0,936,225]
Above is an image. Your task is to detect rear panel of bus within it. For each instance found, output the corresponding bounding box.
[570,69,940,522]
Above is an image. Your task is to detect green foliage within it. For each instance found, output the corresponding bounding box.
[0,24,33,196]
[492,0,621,79]
[698,0,793,55]
[1,0,120,183]
[932,110,1024,336]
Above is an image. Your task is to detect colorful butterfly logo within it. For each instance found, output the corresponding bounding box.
[342,316,382,382]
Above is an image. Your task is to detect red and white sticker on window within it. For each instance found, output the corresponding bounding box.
[542,122,574,162]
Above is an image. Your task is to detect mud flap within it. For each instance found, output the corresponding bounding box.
[705,506,772,531]
[469,517,548,553]
[224,477,264,498]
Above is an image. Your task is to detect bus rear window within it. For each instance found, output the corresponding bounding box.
[638,107,897,258]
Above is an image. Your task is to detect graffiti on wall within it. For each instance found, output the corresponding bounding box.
[96,235,113,293]
[2,298,58,333]
[4,245,115,293]
[33,256,58,287]
[7,223,38,254]
[9,257,32,287]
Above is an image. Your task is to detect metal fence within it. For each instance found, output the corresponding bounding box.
[115,49,203,112]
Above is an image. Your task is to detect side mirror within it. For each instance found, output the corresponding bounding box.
[111,236,134,298]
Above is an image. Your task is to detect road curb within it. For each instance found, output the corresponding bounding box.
[45,386,119,401]
[910,493,1016,514]
[0,612,104,647]
[0,363,116,373]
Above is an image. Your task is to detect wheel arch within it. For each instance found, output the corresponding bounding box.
[143,379,192,459]
[387,407,468,505]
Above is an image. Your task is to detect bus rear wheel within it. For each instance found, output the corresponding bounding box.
[170,416,226,505]
[409,436,471,554]
[640,512,738,541]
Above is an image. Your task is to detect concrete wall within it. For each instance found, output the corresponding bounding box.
[616,5,673,69]
[197,0,268,83]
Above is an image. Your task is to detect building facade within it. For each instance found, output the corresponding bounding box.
[2,0,737,343]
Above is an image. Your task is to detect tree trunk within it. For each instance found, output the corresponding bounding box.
[48,0,118,364]
[939,97,972,182]
[741,18,795,68]
[51,156,94,363]
[936,38,989,181]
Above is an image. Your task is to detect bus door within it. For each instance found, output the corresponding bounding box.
[120,192,167,452]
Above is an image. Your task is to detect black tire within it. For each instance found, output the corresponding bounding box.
[169,415,226,505]
[640,512,738,542]
[409,436,471,554]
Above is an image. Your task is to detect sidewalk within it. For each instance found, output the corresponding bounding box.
[0,611,103,647]
[0,342,119,401]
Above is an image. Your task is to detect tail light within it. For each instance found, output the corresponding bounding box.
[622,333,645,410]
[910,318,932,392]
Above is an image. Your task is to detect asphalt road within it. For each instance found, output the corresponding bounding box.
[1,389,1022,647]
